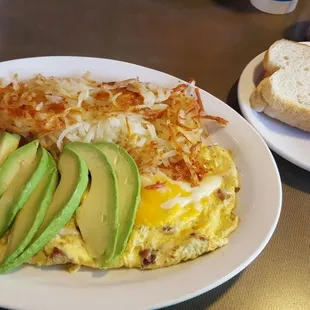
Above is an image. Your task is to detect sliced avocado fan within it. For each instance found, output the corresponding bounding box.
[65,142,119,266]
[0,148,88,274]
[0,140,39,197]
[0,153,58,267]
[94,142,140,260]
[0,145,49,238]
[0,131,20,165]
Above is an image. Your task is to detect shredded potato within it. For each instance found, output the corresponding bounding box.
[0,73,228,185]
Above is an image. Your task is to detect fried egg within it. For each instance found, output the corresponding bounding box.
[136,173,223,227]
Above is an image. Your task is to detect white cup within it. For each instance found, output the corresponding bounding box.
[250,0,299,15]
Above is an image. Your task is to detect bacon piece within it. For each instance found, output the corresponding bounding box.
[139,249,157,267]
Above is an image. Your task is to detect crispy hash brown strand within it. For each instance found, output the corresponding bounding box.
[0,74,227,185]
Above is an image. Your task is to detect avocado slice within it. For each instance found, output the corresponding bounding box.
[94,142,140,259]
[0,153,58,267]
[0,140,39,197]
[0,131,20,165]
[0,148,88,274]
[0,145,49,238]
[65,142,118,264]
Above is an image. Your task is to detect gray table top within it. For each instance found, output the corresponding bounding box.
[0,0,310,309]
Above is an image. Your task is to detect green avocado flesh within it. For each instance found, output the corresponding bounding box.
[0,145,49,238]
[94,142,140,260]
[0,148,88,274]
[0,153,58,266]
[0,132,20,165]
[0,140,39,197]
[65,142,118,265]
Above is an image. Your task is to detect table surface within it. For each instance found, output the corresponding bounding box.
[0,0,310,309]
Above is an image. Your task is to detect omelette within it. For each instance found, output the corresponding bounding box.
[0,145,239,271]
[0,74,240,272]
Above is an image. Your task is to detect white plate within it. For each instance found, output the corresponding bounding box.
[0,57,282,310]
[238,42,310,171]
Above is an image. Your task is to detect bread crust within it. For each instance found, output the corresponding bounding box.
[250,78,268,112]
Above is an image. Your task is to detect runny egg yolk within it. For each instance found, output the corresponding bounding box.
[136,181,197,226]
[135,175,222,226]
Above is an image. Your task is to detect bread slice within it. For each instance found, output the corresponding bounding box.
[251,68,310,132]
[263,40,310,76]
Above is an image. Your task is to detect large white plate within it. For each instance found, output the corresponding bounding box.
[238,42,310,171]
[0,57,282,310]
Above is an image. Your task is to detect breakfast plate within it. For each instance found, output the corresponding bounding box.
[238,42,310,171]
[0,57,282,310]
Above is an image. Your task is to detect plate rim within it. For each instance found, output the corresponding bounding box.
[0,56,282,310]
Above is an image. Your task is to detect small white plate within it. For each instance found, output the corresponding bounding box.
[0,56,282,310]
[238,42,310,171]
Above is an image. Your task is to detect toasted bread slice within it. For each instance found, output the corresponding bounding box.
[263,39,310,76]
